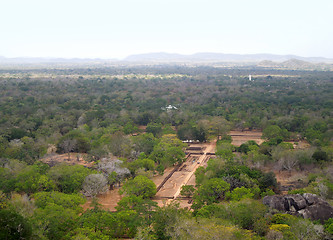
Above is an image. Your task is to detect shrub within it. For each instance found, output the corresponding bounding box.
[225,187,254,201]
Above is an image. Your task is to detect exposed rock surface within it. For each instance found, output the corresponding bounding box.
[263,193,333,223]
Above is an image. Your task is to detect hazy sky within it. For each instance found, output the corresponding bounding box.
[1,0,332,59]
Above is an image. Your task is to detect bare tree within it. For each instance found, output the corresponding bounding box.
[279,155,299,171]
[272,146,299,171]
[97,158,130,187]
[60,139,77,161]
[82,174,108,197]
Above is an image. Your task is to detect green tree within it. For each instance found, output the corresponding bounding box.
[116,195,157,225]
[48,164,93,193]
[33,191,85,212]
[108,132,131,157]
[0,209,32,240]
[262,125,290,141]
[180,185,195,198]
[150,134,186,168]
[128,158,155,175]
[120,175,157,199]
[208,117,232,140]
[65,227,110,240]
[216,141,235,160]
[57,130,91,155]
[152,202,188,240]
[312,149,329,162]
[14,166,55,194]
[225,187,254,201]
[146,122,163,138]
[194,166,206,186]
[33,203,78,240]
[132,133,157,155]
[192,178,230,210]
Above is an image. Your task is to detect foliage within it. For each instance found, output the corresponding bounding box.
[107,131,132,157]
[33,203,79,240]
[216,141,235,160]
[0,63,332,239]
[196,199,268,232]
[262,125,290,141]
[177,123,207,142]
[238,140,259,154]
[120,175,157,199]
[194,166,206,186]
[149,134,186,168]
[270,213,324,239]
[180,185,195,198]
[224,199,268,230]
[225,187,255,201]
[151,202,189,240]
[132,133,158,155]
[57,130,91,154]
[0,209,32,240]
[324,218,333,235]
[0,161,55,194]
[312,149,329,162]
[116,195,157,225]
[48,164,93,193]
[77,208,139,238]
[33,191,85,212]
[192,178,230,210]
[146,122,163,138]
[167,217,253,240]
[14,165,56,194]
[65,227,110,240]
[127,158,155,175]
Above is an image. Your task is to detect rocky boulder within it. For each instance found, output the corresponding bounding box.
[262,194,287,212]
[263,193,333,223]
[284,194,307,211]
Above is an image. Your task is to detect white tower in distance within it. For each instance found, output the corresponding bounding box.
[249,75,252,81]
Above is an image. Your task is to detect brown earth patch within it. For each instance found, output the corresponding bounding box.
[41,153,94,168]
[82,188,123,212]
[229,130,264,147]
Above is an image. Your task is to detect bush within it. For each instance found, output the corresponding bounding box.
[312,149,329,162]
[225,199,268,230]
[197,199,268,231]
[225,187,254,201]
[325,218,333,234]
[57,130,91,154]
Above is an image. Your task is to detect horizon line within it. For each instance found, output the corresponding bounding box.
[1,51,333,61]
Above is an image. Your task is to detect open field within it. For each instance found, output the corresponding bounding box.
[229,130,263,146]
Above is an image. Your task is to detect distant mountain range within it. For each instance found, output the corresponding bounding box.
[0,53,333,69]
[124,52,333,63]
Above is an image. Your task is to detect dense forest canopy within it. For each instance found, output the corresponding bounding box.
[0,64,332,239]
[0,66,332,142]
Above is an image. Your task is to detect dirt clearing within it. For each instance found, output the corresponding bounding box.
[82,188,123,211]
[229,130,263,146]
